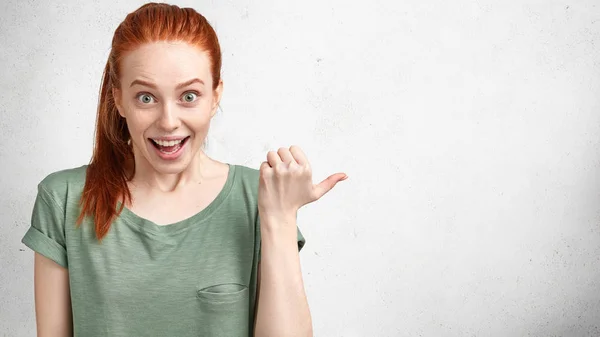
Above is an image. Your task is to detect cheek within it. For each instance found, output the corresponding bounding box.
[186,119,210,135]
[195,99,213,113]
[124,110,153,135]
[187,104,214,125]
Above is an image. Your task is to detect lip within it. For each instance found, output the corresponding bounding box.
[149,136,188,141]
[148,136,190,161]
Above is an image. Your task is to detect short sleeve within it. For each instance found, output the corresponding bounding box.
[21,184,68,268]
[256,222,306,260]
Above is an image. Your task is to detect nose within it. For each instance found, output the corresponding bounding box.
[156,103,180,132]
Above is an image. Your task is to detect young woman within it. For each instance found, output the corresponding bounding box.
[21,3,347,336]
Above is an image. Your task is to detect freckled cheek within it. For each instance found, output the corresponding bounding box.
[125,113,155,137]
[185,104,214,125]
[183,117,210,135]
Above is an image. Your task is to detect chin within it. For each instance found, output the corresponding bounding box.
[151,160,190,174]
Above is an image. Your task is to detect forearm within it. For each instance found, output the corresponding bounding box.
[254,216,313,337]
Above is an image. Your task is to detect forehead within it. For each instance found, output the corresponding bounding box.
[119,41,212,88]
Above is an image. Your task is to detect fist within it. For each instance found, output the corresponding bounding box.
[257,145,347,221]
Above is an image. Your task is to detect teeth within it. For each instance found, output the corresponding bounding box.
[153,138,184,147]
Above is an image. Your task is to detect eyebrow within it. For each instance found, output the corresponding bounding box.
[129,78,205,90]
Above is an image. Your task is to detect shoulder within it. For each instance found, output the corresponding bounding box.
[37,165,88,201]
[229,164,262,203]
[232,164,260,188]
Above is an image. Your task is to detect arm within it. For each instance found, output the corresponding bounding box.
[254,145,345,336]
[254,216,313,337]
[34,253,73,337]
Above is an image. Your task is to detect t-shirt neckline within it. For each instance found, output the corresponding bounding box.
[116,163,237,235]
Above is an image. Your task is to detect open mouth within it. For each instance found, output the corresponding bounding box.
[149,136,190,154]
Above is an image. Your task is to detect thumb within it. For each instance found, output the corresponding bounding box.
[313,173,348,200]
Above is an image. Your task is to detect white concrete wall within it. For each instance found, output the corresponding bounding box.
[1,0,599,336]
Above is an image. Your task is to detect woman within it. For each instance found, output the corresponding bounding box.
[21,3,347,336]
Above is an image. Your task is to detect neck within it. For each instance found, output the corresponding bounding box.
[129,147,209,193]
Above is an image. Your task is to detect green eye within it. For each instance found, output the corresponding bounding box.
[137,94,154,104]
[183,92,198,103]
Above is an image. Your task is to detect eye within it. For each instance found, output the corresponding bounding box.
[182,91,199,103]
[136,93,155,104]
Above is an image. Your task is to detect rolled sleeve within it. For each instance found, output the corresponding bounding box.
[21,183,68,268]
[22,225,68,268]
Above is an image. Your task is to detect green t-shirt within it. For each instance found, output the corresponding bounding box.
[21,163,305,337]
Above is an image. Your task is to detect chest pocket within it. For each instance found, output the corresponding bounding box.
[197,283,250,336]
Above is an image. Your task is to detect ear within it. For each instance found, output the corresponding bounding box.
[210,79,223,118]
[112,87,125,118]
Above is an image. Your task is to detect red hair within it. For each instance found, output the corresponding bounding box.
[76,3,222,240]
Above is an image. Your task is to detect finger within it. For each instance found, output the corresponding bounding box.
[259,161,271,173]
[277,147,295,165]
[289,145,308,166]
[259,161,273,181]
[266,150,282,167]
[313,173,347,200]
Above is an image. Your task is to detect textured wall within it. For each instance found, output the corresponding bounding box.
[1,0,599,336]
